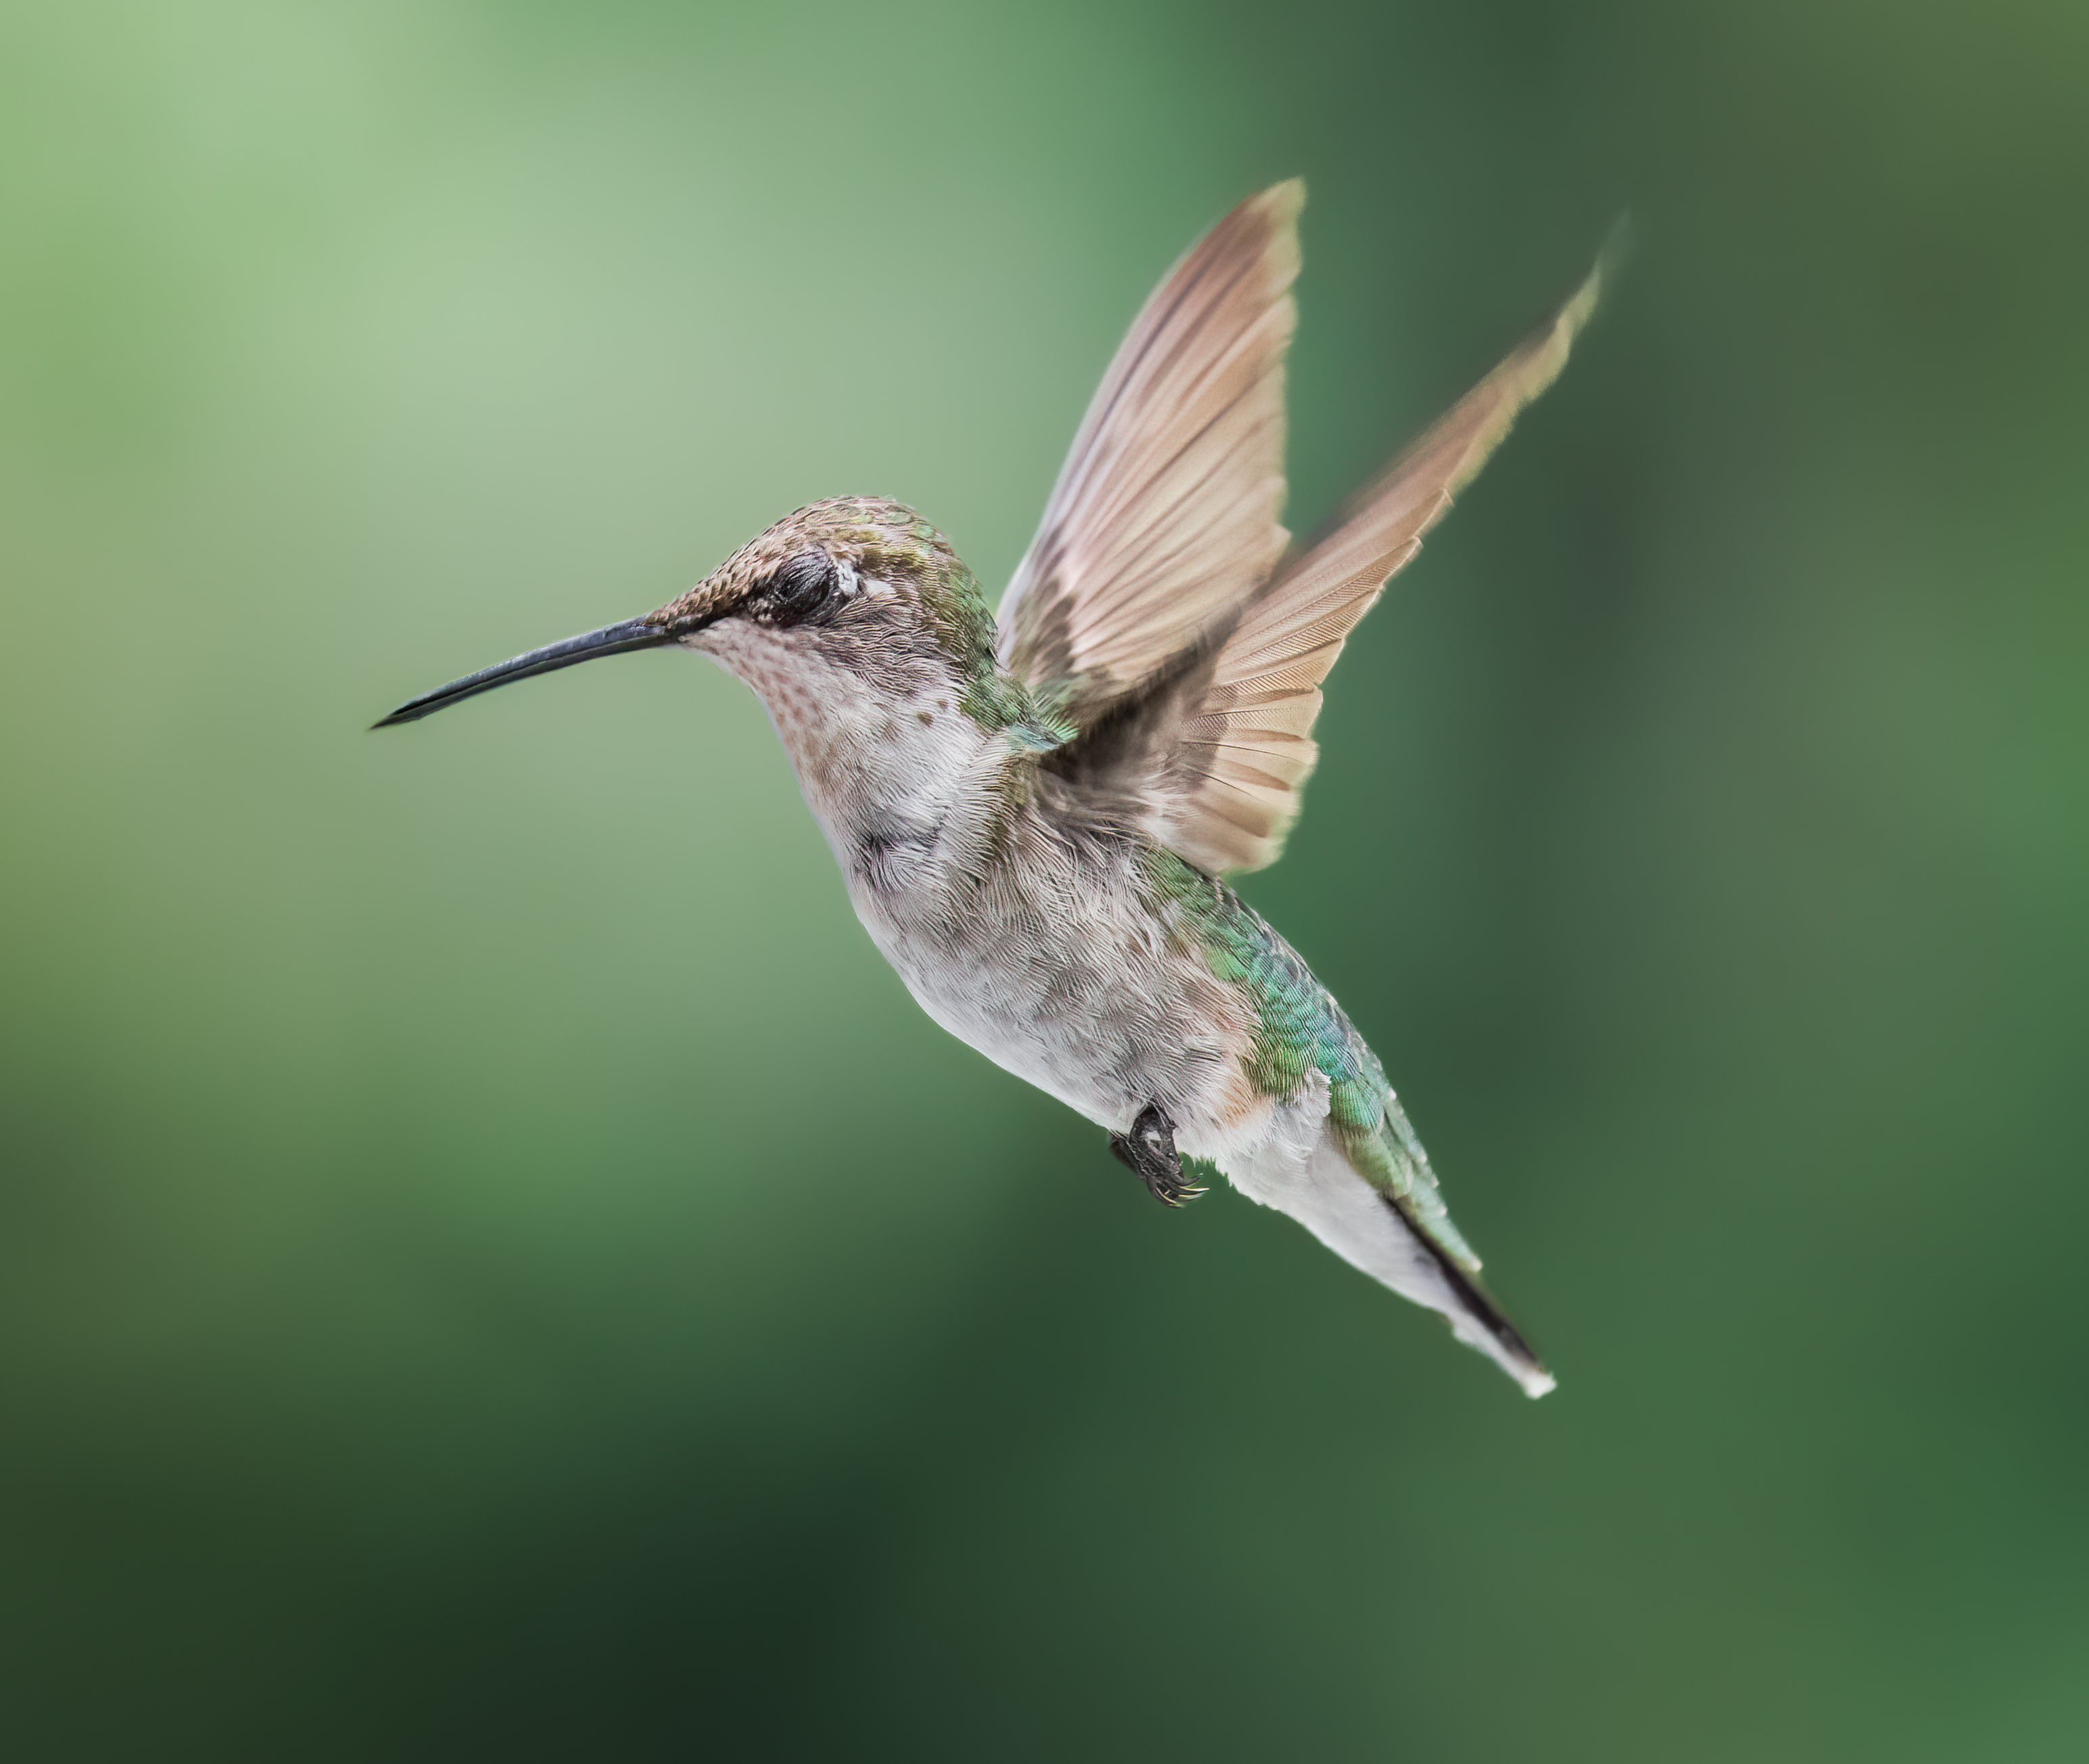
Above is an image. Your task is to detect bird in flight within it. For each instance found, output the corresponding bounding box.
[378,181,1608,1395]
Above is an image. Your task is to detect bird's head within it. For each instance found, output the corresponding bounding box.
[374,497,1009,737]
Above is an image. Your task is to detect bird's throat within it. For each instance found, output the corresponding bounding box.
[696,623,1021,900]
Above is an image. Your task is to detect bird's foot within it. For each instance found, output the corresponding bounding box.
[1109,1102,1205,1207]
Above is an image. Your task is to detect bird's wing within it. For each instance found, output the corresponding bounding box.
[1057,248,1611,876]
[995,181,1301,717]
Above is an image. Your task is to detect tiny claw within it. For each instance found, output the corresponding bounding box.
[1149,1171,1208,1208]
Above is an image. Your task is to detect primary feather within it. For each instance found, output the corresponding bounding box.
[997,181,1300,718]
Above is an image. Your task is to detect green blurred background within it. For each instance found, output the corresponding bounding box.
[3,0,2085,1757]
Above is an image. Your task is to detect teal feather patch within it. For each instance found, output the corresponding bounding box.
[1138,846,1479,1269]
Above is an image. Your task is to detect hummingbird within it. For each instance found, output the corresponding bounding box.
[378,181,1608,1396]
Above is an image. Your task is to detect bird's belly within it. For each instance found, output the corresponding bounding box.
[854,890,1261,1144]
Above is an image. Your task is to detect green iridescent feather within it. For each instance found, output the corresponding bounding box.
[1138,847,1479,1270]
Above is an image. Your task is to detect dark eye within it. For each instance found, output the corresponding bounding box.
[759,549,839,627]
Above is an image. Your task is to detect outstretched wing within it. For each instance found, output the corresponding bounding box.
[1051,245,1613,876]
[996,181,1301,717]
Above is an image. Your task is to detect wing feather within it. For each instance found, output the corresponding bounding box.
[1152,250,1613,875]
[997,181,1302,710]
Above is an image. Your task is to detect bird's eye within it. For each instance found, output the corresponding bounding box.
[759,550,839,627]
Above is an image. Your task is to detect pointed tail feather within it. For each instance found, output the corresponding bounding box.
[1232,1129,1554,1397]
[1378,1190,1554,1397]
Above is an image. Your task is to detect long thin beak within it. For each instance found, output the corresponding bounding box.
[372,617,678,728]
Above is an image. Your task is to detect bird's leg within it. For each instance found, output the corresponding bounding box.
[1108,1102,1205,1208]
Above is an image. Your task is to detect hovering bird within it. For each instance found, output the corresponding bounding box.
[378,182,1608,1395]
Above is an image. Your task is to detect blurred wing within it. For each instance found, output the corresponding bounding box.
[996,181,1301,717]
[1149,248,1613,875]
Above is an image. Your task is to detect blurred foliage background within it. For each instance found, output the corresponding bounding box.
[2,0,2085,1757]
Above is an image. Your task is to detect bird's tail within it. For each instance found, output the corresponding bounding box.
[1241,1108,1554,1397]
